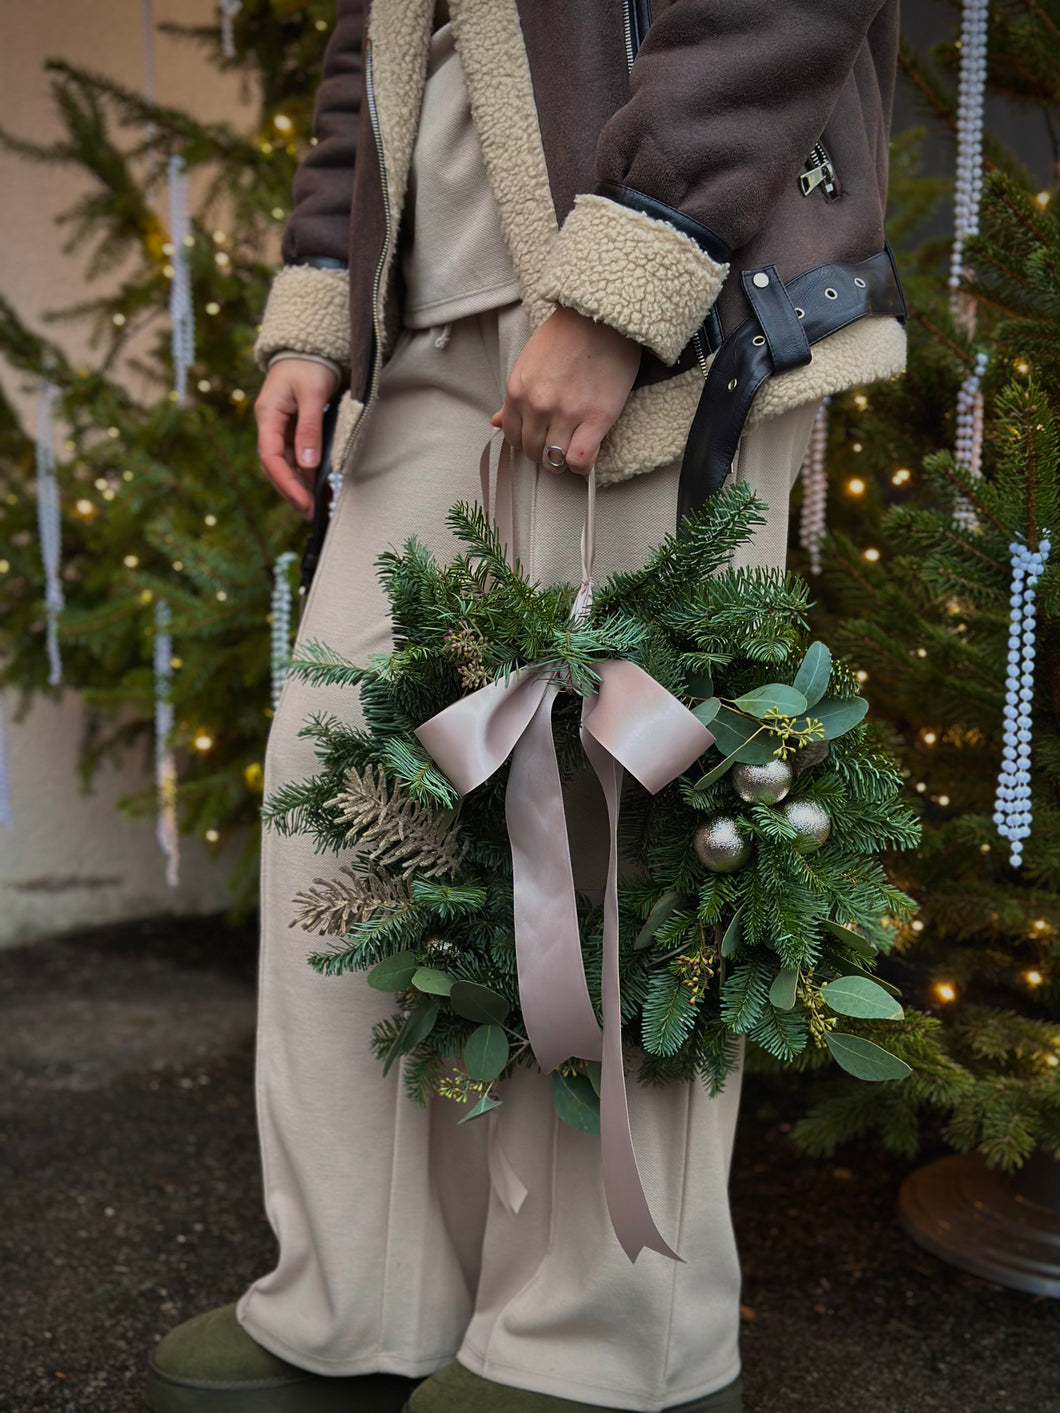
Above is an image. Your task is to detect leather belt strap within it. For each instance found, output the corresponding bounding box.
[677,245,906,531]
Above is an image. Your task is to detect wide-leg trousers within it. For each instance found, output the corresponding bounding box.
[237,301,820,1412]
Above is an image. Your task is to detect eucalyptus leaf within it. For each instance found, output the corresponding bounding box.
[691,697,722,726]
[793,641,832,707]
[411,966,455,996]
[709,707,777,764]
[634,891,687,950]
[684,669,715,700]
[846,965,903,999]
[798,697,869,740]
[821,975,904,1021]
[721,906,744,959]
[366,951,419,993]
[732,683,808,718]
[382,1000,440,1075]
[825,1032,912,1082]
[822,918,877,958]
[552,1071,601,1134]
[692,746,746,792]
[450,980,511,1026]
[458,1091,502,1124]
[769,968,799,1010]
[464,1024,510,1081]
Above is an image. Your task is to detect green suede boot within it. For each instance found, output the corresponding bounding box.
[403,1361,742,1413]
[146,1304,417,1413]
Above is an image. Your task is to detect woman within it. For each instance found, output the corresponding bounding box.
[148,3,905,1411]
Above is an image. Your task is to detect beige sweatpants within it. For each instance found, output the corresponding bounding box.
[237,302,820,1412]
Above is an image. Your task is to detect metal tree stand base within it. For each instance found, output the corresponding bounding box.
[898,1149,1060,1298]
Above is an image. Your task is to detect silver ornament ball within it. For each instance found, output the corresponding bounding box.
[780,798,832,854]
[693,814,752,873]
[731,758,794,805]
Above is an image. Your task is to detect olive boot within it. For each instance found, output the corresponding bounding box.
[147,1303,417,1413]
[402,1361,742,1413]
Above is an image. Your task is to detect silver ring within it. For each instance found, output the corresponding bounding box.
[545,444,567,470]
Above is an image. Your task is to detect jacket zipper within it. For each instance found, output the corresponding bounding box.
[800,143,840,201]
[334,39,392,471]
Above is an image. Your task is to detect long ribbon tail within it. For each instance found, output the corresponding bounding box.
[580,711,681,1263]
[507,681,603,1072]
[487,1108,528,1216]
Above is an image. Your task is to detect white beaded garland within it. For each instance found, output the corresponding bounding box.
[327,468,343,519]
[154,598,180,887]
[218,0,242,57]
[35,380,64,688]
[993,534,1051,867]
[953,350,989,530]
[168,154,195,406]
[799,398,830,575]
[271,551,298,706]
[950,0,989,335]
[0,698,12,830]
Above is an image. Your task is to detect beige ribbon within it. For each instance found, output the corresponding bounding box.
[416,438,714,1260]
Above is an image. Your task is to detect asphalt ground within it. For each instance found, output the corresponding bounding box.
[1,918,1056,1413]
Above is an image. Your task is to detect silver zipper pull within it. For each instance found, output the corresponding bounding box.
[800,154,839,200]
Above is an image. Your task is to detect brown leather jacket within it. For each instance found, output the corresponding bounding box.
[257,0,906,487]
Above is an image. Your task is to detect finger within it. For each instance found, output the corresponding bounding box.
[257,403,313,517]
[294,389,329,473]
[565,417,612,478]
[500,400,523,453]
[489,409,503,428]
[519,408,550,468]
[541,416,579,475]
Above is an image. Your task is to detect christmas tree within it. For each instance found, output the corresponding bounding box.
[0,2,332,899]
[790,0,1060,1180]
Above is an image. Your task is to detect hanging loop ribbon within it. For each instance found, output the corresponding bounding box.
[416,442,715,1260]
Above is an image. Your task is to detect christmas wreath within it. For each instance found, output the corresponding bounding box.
[268,473,920,1257]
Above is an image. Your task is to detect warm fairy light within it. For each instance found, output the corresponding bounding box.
[915,781,927,793]
[94,477,108,490]
[216,590,228,602]
[0,560,9,574]
[923,731,938,745]
[193,732,214,752]
[852,441,863,453]
[937,794,950,806]
[1033,918,1049,932]
[102,489,116,503]
[172,560,184,571]
[862,547,880,562]
[162,264,175,280]
[162,241,175,256]
[123,554,139,568]
[1025,970,1044,988]
[1015,360,1030,375]
[244,762,264,790]
[204,514,218,527]
[205,828,220,842]
[168,391,180,403]
[215,251,231,268]
[112,313,126,327]
[122,470,134,482]
[205,302,220,316]
[980,842,991,853]
[197,379,211,393]
[182,234,194,249]
[170,656,182,669]
[911,919,925,932]
[892,467,911,485]
[273,114,293,133]
[847,477,867,496]
[259,140,274,155]
[1048,1056,1060,1068]
[856,669,869,683]
[139,589,153,604]
[935,981,957,1002]
[271,207,285,220]
[107,427,120,439]
[75,498,95,517]
[212,230,227,244]
[231,389,247,402]
[853,393,869,410]
[916,647,928,658]
[314,17,328,28]
[1035,190,1051,208]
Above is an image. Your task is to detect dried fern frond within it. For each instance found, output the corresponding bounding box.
[325,763,466,879]
[291,865,410,936]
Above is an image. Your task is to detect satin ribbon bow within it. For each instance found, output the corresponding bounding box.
[416,441,714,1261]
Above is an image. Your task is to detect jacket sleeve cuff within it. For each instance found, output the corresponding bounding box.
[537,193,729,365]
[254,264,351,372]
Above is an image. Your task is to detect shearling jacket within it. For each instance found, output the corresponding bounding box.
[256,0,907,488]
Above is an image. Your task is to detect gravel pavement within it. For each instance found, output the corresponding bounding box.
[1,918,1056,1413]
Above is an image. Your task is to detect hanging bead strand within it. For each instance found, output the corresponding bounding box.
[154,599,180,887]
[993,534,1051,867]
[218,0,243,58]
[799,398,830,575]
[950,0,989,336]
[0,699,12,829]
[35,380,64,688]
[271,552,297,707]
[168,155,195,406]
[953,349,989,529]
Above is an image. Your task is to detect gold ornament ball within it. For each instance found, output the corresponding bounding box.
[731,759,794,805]
[244,762,264,792]
[780,798,832,853]
[693,814,752,873]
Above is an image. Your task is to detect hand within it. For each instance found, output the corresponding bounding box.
[490,306,641,475]
[255,358,341,520]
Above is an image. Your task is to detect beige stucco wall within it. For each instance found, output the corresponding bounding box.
[0,0,259,946]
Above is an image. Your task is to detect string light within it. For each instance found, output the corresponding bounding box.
[204,514,217,527]
[911,920,925,932]
[862,546,880,562]
[122,471,134,482]
[1025,970,1043,988]
[193,732,214,752]
[216,590,228,602]
[937,794,951,806]
[1015,360,1030,375]
[123,554,139,568]
[846,477,866,496]
[0,561,9,574]
[855,669,869,683]
[853,393,869,410]
[205,828,220,842]
[935,982,957,1003]
[923,731,938,745]
[915,782,927,793]
[1035,191,1051,207]
[244,762,264,791]
[916,647,928,658]
[852,441,863,453]
[112,313,126,327]
[205,302,220,316]
[892,467,911,485]
[1033,918,1049,932]
[273,114,293,133]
